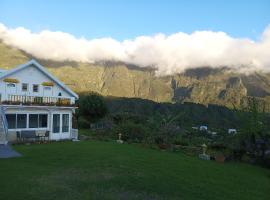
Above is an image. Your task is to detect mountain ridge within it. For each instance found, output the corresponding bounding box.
[1,41,270,108]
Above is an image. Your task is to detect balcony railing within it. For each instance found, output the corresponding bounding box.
[1,95,75,107]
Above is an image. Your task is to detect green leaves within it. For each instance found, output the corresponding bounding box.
[78,92,108,122]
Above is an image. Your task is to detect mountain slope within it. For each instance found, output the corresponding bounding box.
[1,41,270,107]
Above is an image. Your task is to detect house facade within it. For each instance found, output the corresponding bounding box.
[0,60,78,144]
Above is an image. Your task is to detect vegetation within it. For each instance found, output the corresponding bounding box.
[78,95,270,167]
[77,92,108,127]
[1,141,270,200]
[233,98,270,166]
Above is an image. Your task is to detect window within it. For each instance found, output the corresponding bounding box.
[7,83,16,88]
[53,114,60,133]
[33,84,39,92]
[62,114,69,132]
[29,114,48,128]
[39,114,48,128]
[17,114,27,128]
[29,114,39,128]
[58,92,62,96]
[22,83,28,92]
[6,113,48,129]
[44,86,51,90]
[6,114,16,129]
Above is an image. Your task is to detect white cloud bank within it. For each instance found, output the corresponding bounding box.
[0,23,270,75]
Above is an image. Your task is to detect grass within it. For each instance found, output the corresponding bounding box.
[0,141,269,200]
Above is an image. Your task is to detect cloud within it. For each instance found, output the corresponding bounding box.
[0,23,270,75]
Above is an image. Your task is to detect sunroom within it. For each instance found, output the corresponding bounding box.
[4,106,76,142]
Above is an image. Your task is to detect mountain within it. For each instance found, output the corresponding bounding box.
[1,41,270,108]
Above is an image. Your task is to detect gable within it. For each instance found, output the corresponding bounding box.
[0,60,78,98]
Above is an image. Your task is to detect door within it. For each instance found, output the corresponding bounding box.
[61,114,70,139]
[51,114,60,140]
[51,113,70,140]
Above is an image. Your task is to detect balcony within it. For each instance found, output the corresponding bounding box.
[1,95,75,107]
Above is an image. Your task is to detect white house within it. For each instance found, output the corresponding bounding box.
[199,125,208,131]
[0,60,78,144]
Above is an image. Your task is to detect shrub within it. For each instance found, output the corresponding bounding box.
[78,117,90,129]
[114,121,148,143]
[173,139,189,146]
[79,93,108,122]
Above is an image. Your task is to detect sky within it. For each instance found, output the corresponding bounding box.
[0,0,269,40]
[0,0,270,75]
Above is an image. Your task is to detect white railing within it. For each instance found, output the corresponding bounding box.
[71,129,78,140]
[3,95,74,106]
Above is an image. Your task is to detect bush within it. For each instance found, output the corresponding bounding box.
[78,117,90,129]
[173,139,189,146]
[155,136,164,145]
[79,93,108,122]
[114,122,148,143]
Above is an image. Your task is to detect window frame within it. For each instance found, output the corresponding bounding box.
[7,83,16,88]
[33,84,39,93]
[16,114,27,129]
[39,114,48,128]
[29,114,39,128]
[5,113,48,130]
[62,114,70,133]
[53,114,60,133]
[43,86,52,90]
[6,114,16,129]
[22,83,28,92]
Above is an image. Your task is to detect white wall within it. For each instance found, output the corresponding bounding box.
[0,64,75,103]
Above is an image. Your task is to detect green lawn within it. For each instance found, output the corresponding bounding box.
[0,141,269,200]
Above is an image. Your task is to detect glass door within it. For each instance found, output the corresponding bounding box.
[62,114,69,133]
[53,114,60,133]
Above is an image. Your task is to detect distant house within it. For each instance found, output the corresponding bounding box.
[199,125,208,131]
[0,60,78,144]
[228,129,237,134]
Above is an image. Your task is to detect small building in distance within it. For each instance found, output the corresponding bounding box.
[228,129,237,134]
[199,125,208,131]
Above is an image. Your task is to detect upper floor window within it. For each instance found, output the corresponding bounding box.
[33,84,39,93]
[22,83,28,92]
[7,83,16,88]
[44,86,52,90]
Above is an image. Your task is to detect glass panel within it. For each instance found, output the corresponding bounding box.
[39,114,48,128]
[7,83,16,87]
[29,114,39,128]
[33,84,39,92]
[62,114,69,132]
[22,83,28,91]
[6,114,16,129]
[17,114,27,128]
[44,86,51,90]
[53,114,60,133]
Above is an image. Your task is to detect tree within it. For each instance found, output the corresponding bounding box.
[78,93,108,123]
[235,97,270,165]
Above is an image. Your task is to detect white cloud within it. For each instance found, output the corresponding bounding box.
[0,23,270,75]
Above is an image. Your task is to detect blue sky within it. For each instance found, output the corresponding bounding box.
[0,0,269,40]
